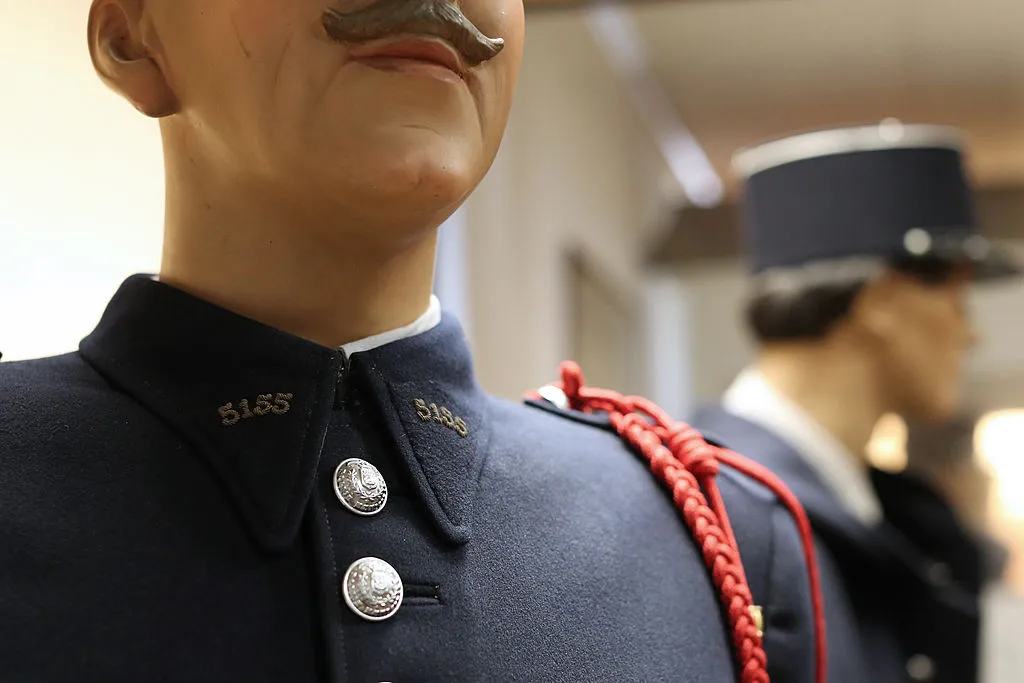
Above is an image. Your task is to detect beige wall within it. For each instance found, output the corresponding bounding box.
[464,12,675,399]
[0,1,165,361]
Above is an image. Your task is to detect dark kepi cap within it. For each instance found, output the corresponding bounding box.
[731,120,1021,281]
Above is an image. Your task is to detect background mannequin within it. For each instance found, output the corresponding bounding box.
[694,122,1022,683]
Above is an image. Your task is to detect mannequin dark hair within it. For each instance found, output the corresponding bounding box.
[747,257,962,343]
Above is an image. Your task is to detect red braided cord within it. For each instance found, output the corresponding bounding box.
[714,449,827,683]
[533,361,826,683]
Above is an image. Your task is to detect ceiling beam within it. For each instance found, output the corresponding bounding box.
[647,184,1024,266]
[583,2,723,206]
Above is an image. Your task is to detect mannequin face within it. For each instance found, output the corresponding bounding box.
[866,268,977,420]
[89,0,525,233]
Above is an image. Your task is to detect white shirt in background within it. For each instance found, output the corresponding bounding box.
[722,367,884,527]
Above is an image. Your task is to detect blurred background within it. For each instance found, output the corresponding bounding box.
[2,0,1023,678]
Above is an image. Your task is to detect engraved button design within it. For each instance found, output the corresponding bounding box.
[343,557,403,622]
[333,458,388,516]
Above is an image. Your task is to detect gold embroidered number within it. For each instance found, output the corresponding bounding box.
[218,404,241,427]
[219,393,293,427]
[414,399,468,438]
[254,394,274,416]
[439,407,456,429]
[272,393,292,415]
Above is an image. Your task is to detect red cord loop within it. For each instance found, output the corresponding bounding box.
[539,361,826,683]
[560,361,584,408]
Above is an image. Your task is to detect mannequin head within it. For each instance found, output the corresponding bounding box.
[731,124,1020,426]
[747,258,977,421]
[87,0,525,242]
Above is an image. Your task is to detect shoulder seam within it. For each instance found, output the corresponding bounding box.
[522,398,615,432]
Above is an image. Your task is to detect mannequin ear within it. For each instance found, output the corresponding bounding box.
[848,274,899,340]
[87,0,179,118]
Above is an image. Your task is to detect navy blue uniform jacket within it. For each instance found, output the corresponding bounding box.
[1,277,816,682]
[694,405,983,683]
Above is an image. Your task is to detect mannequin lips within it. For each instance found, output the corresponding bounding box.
[322,0,504,69]
[347,37,467,81]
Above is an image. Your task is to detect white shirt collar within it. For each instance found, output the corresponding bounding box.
[340,295,442,356]
[723,367,884,527]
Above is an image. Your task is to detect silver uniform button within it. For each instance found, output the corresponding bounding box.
[343,557,403,622]
[537,385,569,410]
[906,654,935,681]
[333,458,388,516]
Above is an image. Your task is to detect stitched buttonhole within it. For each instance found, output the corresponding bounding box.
[401,583,443,607]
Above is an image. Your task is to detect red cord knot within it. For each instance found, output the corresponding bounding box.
[666,424,720,478]
[665,423,700,450]
[686,447,721,479]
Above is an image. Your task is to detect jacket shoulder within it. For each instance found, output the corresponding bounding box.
[0,353,147,470]
[0,350,106,389]
[492,395,809,572]
[0,353,109,431]
[488,395,818,682]
[511,396,790,511]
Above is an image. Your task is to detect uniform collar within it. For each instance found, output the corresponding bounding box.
[80,275,487,552]
[723,367,884,527]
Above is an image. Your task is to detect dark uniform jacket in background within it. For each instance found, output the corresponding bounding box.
[694,405,984,683]
[0,276,817,682]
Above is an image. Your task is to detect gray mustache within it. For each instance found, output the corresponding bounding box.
[322,1,505,68]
